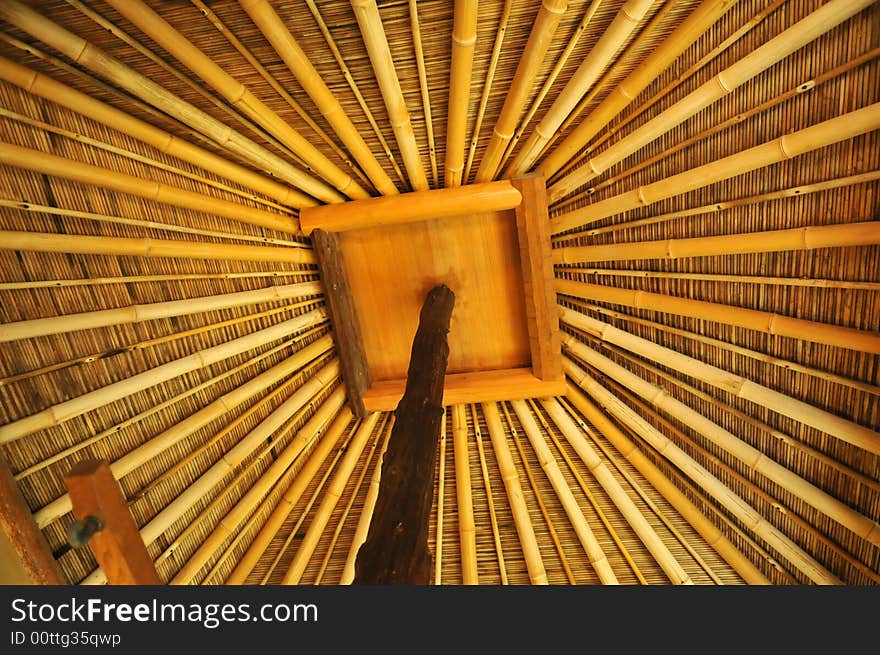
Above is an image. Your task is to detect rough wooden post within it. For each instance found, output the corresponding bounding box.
[354,284,455,584]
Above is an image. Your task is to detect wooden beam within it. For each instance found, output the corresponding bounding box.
[511,175,563,380]
[312,229,371,418]
[354,284,454,584]
[65,459,161,585]
[362,367,566,412]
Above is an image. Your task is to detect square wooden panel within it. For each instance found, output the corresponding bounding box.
[301,177,564,414]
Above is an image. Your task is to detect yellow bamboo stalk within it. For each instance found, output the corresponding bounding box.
[408,1,439,187]
[471,404,508,583]
[0,271,306,292]
[562,384,768,583]
[102,0,365,200]
[0,282,321,343]
[481,402,548,584]
[452,404,478,584]
[509,399,619,584]
[281,412,380,584]
[552,103,880,233]
[445,0,479,187]
[556,279,880,354]
[555,221,880,264]
[0,308,328,445]
[0,230,313,264]
[238,0,395,197]
[474,0,568,182]
[563,359,839,584]
[433,412,447,585]
[340,415,395,584]
[560,307,880,456]
[171,388,348,584]
[507,0,655,176]
[225,408,355,585]
[562,334,880,547]
[0,142,302,235]
[350,0,428,191]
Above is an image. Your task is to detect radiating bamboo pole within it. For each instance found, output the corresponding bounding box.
[225,408,355,584]
[32,337,334,528]
[350,0,428,192]
[539,0,739,179]
[563,359,838,584]
[555,221,880,264]
[0,0,342,203]
[510,399,619,584]
[239,0,395,197]
[0,307,327,445]
[0,271,308,292]
[451,404,478,584]
[563,384,768,583]
[562,335,880,547]
[474,0,568,183]
[433,412,447,584]
[555,170,880,241]
[0,230,314,264]
[0,282,321,343]
[409,0,439,188]
[500,402,575,583]
[552,103,880,233]
[470,404,508,583]
[171,388,348,584]
[506,0,655,177]
[560,308,880,456]
[340,415,395,584]
[281,412,381,584]
[102,0,365,200]
[0,142,302,235]
[481,402,548,584]
[444,0,479,188]
[556,279,880,354]
[463,0,513,183]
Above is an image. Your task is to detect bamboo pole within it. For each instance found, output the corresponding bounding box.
[350,0,428,192]
[281,412,381,584]
[560,307,880,456]
[409,0,439,188]
[171,388,348,584]
[563,359,839,584]
[556,0,876,192]
[238,0,395,197]
[471,404,508,583]
[0,142,302,235]
[452,404,478,584]
[31,336,335,529]
[474,0,569,182]
[481,402,548,584]
[507,0,655,177]
[0,282,322,343]
[539,0,739,179]
[445,0,479,188]
[433,412,447,584]
[340,415,395,584]
[0,307,328,445]
[102,0,366,200]
[509,399,618,584]
[562,334,880,547]
[556,279,880,354]
[554,221,880,264]
[0,230,314,264]
[0,0,342,203]
[551,103,880,233]
[0,271,308,292]
[225,408,355,585]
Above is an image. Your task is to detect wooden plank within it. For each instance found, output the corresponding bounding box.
[65,459,161,585]
[362,367,567,411]
[312,229,371,419]
[0,453,66,584]
[355,284,454,584]
[511,175,563,380]
[300,180,522,233]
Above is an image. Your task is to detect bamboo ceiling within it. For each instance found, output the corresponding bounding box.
[0,0,877,585]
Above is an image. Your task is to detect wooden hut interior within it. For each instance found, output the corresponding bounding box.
[0,0,878,586]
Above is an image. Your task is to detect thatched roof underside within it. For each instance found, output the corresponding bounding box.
[0,0,877,585]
